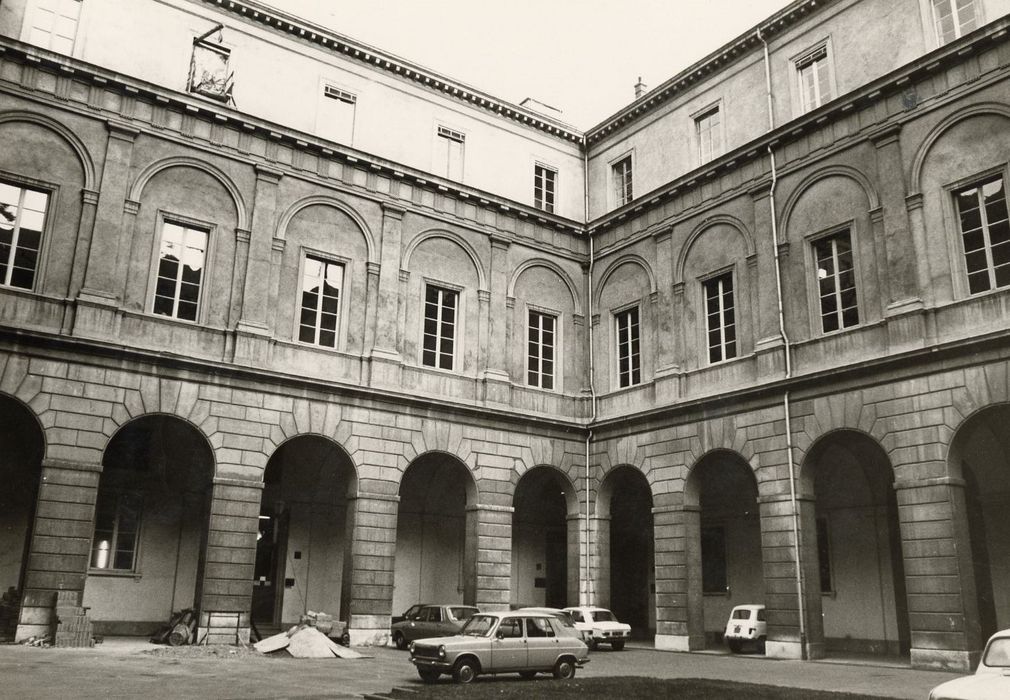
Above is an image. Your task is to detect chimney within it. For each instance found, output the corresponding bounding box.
[634,76,647,99]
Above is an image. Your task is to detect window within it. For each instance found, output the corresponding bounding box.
[527,309,556,390]
[796,46,832,113]
[0,182,49,290]
[526,617,555,638]
[422,284,458,370]
[498,618,524,638]
[299,255,344,348]
[318,84,356,144]
[704,272,737,363]
[26,0,81,54]
[436,125,465,180]
[612,155,633,207]
[695,106,723,163]
[817,517,832,593]
[956,175,1010,294]
[189,38,233,102]
[90,491,142,571]
[701,525,727,594]
[152,221,208,322]
[814,230,859,333]
[932,0,979,45]
[615,306,641,388]
[534,164,557,213]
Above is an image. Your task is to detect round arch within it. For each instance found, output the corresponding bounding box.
[263,432,360,496]
[402,229,488,291]
[593,254,658,310]
[909,103,1010,195]
[0,111,97,190]
[273,195,377,262]
[507,259,583,316]
[674,215,756,286]
[128,156,248,231]
[103,411,216,472]
[683,448,756,507]
[780,165,880,240]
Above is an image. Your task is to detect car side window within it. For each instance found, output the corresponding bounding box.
[570,610,585,623]
[757,609,766,622]
[498,618,524,638]
[526,617,554,638]
[430,607,443,622]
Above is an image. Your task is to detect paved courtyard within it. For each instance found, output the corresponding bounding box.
[0,639,962,699]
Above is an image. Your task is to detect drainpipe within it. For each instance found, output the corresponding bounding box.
[758,26,806,659]
[583,137,597,606]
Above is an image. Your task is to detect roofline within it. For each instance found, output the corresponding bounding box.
[197,0,583,143]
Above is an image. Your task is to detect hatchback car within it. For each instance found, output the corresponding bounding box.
[563,606,631,650]
[724,604,766,653]
[514,607,588,642]
[409,610,589,683]
[390,604,479,650]
[929,628,1010,700]
[391,603,428,625]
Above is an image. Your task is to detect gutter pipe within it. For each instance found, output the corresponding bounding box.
[583,137,596,606]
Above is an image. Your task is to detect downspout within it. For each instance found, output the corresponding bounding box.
[583,136,596,606]
[758,26,806,658]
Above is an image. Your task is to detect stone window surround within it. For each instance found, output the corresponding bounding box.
[927,0,982,47]
[0,171,57,293]
[608,150,635,211]
[295,247,350,352]
[804,221,862,336]
[943,163,1010,300]
[691,99,725,167]
[612,300,642,389]
[700,265,738,365]
[533,162,558,214]
[790,36,837,117]
[420,277,465,372]
[525,302,562,393]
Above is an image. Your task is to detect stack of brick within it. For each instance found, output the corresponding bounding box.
[53,590,94,648]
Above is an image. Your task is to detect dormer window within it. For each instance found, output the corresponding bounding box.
[189,30,233,103]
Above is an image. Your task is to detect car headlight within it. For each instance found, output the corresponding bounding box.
[408,641,415,653]
[438,645,446,659]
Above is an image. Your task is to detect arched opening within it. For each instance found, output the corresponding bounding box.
[949,404,1010,641]
[511,467,577,608]
[0,395,44,640]
[599,466,654,638]
[254,435,356,630]
[686,451,764,650]
[83,415,213,636]
[393,452,475,612]
[805,430,909,658]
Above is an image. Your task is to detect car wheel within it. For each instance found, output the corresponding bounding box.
[553,658,576,680]
[727,639,743,653]
[417,669,440,683]
[757,637,766,654]
[453,657,478,684]
[588,640,598,651]
[519,671,537,680]
[393,632,407,650]
[611,640,625,651]
[340,631,351,647]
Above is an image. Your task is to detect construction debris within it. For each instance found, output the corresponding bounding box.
[254,612,362,660]
[54,590,94,648]
[22,635,52,647]
[151,609,197,646]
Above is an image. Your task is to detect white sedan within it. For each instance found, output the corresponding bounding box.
[929,628,1010,700]
[562,606,631,651]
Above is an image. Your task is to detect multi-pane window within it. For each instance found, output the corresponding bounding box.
[796,46,832,113]
[534,164,557,213]
[0,182,49,290]
[956,175,1010,294]
[90,491,142,571]
[422,284,458,370]
[814,231,859,333]
[695,107,723,163]
[932,0,979,45]
[612,156,633,208]
[615,306,641,388]
[298,256,344,347]
[319,84,356,144]
[704,272,737,364]
[189,40,233,102]
[527,310,556,390]
[436,126,465,180]
[27,0,82,54]
[153,221,208,322]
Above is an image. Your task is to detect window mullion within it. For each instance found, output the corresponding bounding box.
[977,187,997,290]
[436,289,446,360]
[718,279,727,357]
[4,189,26,287]
[831,239,843,328]
[314,265,325,346]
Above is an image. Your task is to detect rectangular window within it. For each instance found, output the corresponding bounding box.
[796,46,832,113]
[817,517,832,593]
[0,182,49,290]
[932,0,978,45]
[704,272,737,364]
[189,39,233,102]
[318,84,356,145]
[615,306,641,388]
[90,491,142,571]
[436,126,465,180]
[422,284,458,370]
[612,155,633,208]
[956,175,1010,294]
[701,525,728,594]
[27,0,82,54]
[527,309,556,390]
[153,221,208,322]
[695,107,723,163]
[534,164,557,213]
[298,255,344,348]
[814,231,859,333]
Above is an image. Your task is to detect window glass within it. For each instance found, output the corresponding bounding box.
[814,230,859,333]
[984,638,1010,667]
[527,309,557,390]
[696,107,723,163]
[612,156,633,207]
[797,47,832,113]
[0,182,49,291]
[526,617,555,638]
[436,126,465,180]
[616,306,642,388]
[534,164,557,213]
[450,607,477,621]
[593,610,615,622]
[956,176,1010,294]
[299,256,343,347]
[704,273,737,364]
[932,0,978,44]
[498,618,524,638]
[422,285,458,370]
[90,490,142,571]
[732,609,751,620]
[153,222,207,322]
[189,40,232,101]
[569,610,585,623]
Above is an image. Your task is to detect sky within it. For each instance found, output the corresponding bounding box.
[267,1,794,129]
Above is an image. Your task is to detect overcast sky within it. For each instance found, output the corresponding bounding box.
[268,1,793,129]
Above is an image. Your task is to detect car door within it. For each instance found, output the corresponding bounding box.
[406,606,437,641]
[525,617,560,669]
[490,616,527,671]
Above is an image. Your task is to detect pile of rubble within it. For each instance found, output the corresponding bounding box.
[253,611,362,659]
[54,590,94,648]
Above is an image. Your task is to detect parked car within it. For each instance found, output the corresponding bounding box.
[409,610,590,683]
[724,604,766,653]
[929,628,1010,700]
[562,606,631,650]
[514,607,588,642]
[390,604,479,650]
[391,603,428,625]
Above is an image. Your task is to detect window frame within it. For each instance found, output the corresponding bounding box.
[22,0,84,56]
[147,211,214,324]
[0,173,55,293]
[947,167,1010,298]
[316,79,358,145]
[701,267,738,365]
[928,0,981,46]
[188,36,234,103]
[434,123,466,181]
[295,249,350,351]
[609,151,635,210]
[533,162,558,214]
[526,304,561,392]
[806,224,861,335]
[420,279,464,372]
[692,100,724,166]
[613,301,642,389]
[89,488,144,574]
[791,38,836,116]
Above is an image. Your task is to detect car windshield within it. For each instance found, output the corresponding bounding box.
[732,609,752,620]
[593,609,616,622]
[983,638,1010,667]
[460,614,496,637]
